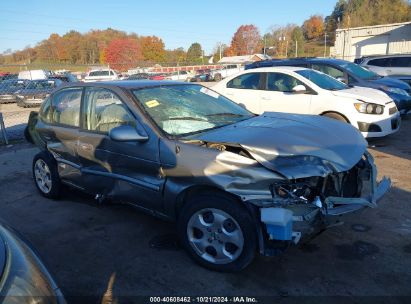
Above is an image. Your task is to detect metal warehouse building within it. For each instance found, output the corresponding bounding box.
[332,21,411,62]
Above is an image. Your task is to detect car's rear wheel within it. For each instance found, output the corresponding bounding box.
[32,151,61,199]
[178,194,256,272]
[322,112,348,123]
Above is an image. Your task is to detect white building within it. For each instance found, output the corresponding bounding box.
[331,21,411,62]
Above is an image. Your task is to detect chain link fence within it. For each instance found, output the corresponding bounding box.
[0,62,225,145]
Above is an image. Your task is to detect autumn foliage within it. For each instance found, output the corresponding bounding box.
[140,36,166,63]
[226,25,262,56]
[104,38,142,70]
[302,15,324,40]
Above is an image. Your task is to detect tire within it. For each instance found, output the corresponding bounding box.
[32,151,61,199]
[177,193,257,272]
[322,112,348,123]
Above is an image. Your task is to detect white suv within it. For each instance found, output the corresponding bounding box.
[84,69,119,82]
[359,54,411,86]
[211,64,243,81]
[212,66,400,138]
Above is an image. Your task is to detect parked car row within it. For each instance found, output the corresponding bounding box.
[246,58,411,114]
[81,66,244,83]
[0,78,64,108]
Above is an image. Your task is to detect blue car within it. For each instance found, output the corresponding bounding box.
[246,58,411,114]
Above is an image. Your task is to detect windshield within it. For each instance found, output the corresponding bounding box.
[340,62,381,80]
[0,80,27,90]
[296,69,348,90]
[26,81,55,90]
[133,84,254,137]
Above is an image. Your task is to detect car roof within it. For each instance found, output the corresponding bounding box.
[59,80,195,90]
[362,53,411,59]
[249,57,350,68]
[244,66,309,72]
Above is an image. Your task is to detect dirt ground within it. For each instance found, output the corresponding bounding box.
[0,116,410,304]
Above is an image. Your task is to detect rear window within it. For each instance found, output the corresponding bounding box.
[89,71,110,77]
[368,58,390,67]
[390,57,411,68]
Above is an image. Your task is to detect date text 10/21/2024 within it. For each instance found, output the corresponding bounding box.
[149,297,258,303]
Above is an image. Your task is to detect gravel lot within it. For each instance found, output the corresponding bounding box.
[0,113,410,303]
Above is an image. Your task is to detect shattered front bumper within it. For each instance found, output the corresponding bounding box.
[325,151,391,216]
[257,151,391,255]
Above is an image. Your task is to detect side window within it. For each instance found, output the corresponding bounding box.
[311,64,344,79]
[227,73,261,90]
[51,88,82,127]
[390,57,411,67]
[266,73,305,92]
[368,58,390,67]
[110,71,114,76]
[83,88,136,133]
[39,96,52,123]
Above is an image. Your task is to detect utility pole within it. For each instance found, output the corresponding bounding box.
[324,33,327,57]
[295,40,298,57]
[219,43,222,61]
[285,40,288,58]
[263,35,267,55]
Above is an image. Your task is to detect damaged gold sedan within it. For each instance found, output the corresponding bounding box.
[27,81,390,271]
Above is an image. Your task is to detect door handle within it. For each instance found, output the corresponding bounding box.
[225,92,234,95]
[261,96,271,100]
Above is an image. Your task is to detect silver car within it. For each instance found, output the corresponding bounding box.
[359,54,411,86]
[27,81,390,271]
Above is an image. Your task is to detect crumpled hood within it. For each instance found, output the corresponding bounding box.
[332,86,392,105]
[191,112,367,179]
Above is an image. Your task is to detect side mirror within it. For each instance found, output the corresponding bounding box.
[109,125,148,142]
[292,84,307,93]
[336,76,346,83]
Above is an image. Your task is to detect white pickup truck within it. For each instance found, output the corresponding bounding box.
[211,64,243,81]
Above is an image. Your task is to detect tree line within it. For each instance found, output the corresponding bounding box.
[1,0,410,70]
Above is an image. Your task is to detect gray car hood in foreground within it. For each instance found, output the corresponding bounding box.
[190,112,367,179]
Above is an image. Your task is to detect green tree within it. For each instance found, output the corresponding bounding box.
[186,42,203,64]
[289,27,305,57]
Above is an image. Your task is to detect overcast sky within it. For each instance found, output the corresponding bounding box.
[0,0,336,54]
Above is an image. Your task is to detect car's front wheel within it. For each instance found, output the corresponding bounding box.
[32,151,61,199]
[178,194,257,272]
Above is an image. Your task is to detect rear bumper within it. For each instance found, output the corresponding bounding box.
[0,95,17,103]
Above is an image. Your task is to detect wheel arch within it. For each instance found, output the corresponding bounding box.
[175,185,243,219]
[174,185,264,254]
[320,111,351,123]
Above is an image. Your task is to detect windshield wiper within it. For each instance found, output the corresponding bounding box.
[168,116,207,121]
[206,113,246,117]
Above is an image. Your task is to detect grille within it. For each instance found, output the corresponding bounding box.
[391,118,399,130]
